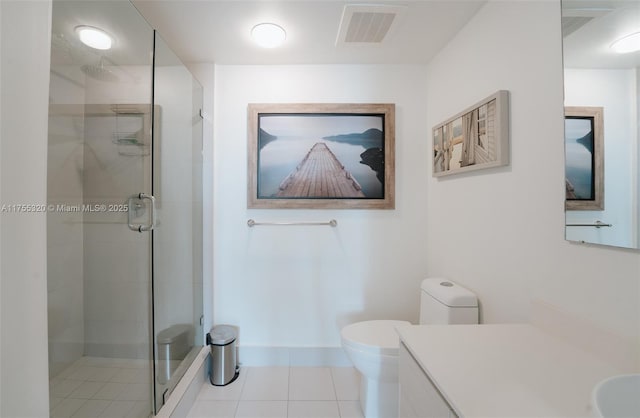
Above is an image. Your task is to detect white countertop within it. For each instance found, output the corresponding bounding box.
[397,324,623,417]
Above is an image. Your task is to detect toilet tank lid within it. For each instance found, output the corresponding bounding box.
[421,278,478,308]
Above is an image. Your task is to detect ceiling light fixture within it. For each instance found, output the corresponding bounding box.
[251,23,286,48]
[75,25,113,50]
[610,31,640,54]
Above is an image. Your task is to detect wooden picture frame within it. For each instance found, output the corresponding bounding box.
[247,103,395,209]
[432,90,510,177]
[564,106,604,211]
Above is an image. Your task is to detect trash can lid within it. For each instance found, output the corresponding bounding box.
[209,325,237,345]
[157,324,192,344]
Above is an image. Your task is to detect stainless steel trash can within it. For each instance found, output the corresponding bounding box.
[207,325,239,386]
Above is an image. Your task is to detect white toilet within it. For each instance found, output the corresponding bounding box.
[340,278,479,418]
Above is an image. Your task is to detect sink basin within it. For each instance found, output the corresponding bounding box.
[591,374,640,417]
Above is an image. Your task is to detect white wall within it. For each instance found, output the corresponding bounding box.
[637,68,640,246]
[425,1,640,343]
[213,65,429,351]
[0,1,52,416]
[564,68,637,248]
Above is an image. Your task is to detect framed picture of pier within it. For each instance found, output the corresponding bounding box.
[432,90,510,177]
[564,106,604,211]
[247,103,395,209]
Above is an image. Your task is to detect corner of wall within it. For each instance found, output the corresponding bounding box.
[0,1,53,416]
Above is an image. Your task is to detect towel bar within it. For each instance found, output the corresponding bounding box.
[247,219,337,227]
[565,220,612,228]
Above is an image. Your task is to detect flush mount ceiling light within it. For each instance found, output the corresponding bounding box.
[251,23,286,48]
[75,25,113,50]
[610,31,640,54]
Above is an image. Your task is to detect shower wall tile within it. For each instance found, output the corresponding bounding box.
[47,110,85,378]
[84,66,152,106]
[84,319,150,359]
[153,199,197,333]
[84,281,149,322]
[47,112,84,202]
[83,216,151,359]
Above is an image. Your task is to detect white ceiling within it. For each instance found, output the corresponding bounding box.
[50,1,639,73]
[130,0,487,65]
[562,0,640,69]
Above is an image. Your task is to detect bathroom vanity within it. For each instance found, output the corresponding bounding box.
[399,342,457,417]
[397,324,625,417]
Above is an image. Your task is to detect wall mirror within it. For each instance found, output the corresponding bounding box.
[562,0,640,249]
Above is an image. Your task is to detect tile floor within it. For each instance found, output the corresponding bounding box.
[50,359,363,418]
[49,356,152,418]
[187,367,364,418]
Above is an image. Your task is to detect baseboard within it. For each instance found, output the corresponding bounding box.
[238,346,352,367]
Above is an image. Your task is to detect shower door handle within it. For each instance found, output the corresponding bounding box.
[128,193,156,232]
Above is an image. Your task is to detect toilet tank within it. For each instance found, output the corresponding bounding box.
[419,278,478,325]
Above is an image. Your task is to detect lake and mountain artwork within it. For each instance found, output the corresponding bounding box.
[257,114,385,199]
[565,117,595,200]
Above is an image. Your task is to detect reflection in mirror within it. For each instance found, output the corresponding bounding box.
[562,0,640,249]
[565,106,604,211]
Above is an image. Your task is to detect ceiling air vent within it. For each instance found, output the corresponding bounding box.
[562,16,595,37]
[336,4,405,45]
[561,6,612,38]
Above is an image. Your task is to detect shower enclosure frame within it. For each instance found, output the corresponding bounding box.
[47,1,204,415]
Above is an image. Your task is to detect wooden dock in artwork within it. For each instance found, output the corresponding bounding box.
[276,142,365,198]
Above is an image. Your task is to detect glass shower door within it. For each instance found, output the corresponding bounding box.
[48,3,203,416]
[48,1,155,417]
[151,32,204,411]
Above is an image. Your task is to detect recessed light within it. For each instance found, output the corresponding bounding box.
[75,25,113,50]
[610,31,640,54]
[251,23,286,48]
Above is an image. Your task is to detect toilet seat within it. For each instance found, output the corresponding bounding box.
[340,320,411,356]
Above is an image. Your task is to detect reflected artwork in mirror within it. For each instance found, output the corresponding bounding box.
[562,0,640,249]
[565,106,604,211]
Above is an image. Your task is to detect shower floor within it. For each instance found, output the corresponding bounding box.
[49,356,152,418]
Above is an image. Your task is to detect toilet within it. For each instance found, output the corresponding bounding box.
[340,278,478,418]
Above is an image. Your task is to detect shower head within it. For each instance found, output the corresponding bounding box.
[81,56,118,82]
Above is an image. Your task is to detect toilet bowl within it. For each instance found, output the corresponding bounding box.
[341,278,479,418]
[341,320,410,418]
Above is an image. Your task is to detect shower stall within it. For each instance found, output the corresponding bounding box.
[47,1,203,416]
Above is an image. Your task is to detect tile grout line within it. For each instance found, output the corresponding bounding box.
[328,368,342,418]
[287,366,292,418]
[50,357,153,418]
[233,366,249,417]
[328,367,339,400]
